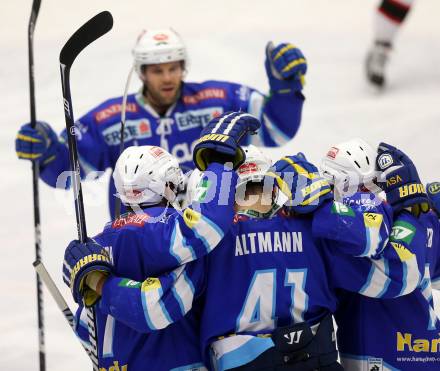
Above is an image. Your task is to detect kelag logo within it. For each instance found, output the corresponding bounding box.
[103,119,152,145]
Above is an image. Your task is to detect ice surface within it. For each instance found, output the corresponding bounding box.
[1,0,439,369]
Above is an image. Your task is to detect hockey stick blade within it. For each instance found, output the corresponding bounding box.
[60,11,113,68]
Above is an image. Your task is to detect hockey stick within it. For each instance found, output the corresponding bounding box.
[33,260,93,358]
[59,11,113,371]
[27,1,45,370]
[114,65,135,218]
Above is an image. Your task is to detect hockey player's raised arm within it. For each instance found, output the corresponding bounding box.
[228,43,306,147]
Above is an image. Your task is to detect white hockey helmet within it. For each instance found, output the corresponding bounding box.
[320,138,381,195]
[113,145,185,206]
[132,28,187,76]
[236,145,273,190]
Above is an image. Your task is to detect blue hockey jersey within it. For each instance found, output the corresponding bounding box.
[334,202,440,371]
[74,163,237,371]
[95,198,427,370]
[40,80,304,217]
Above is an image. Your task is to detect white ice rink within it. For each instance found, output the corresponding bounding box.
[1,0,439,369]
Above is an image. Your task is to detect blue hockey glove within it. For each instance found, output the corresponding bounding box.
[269,153,332,214]
[15,121,60,165]
[376,142,429,215]
[265,42,307,94]
[193,111,260,171]
[63,239,113,307]
[427,182,440,217]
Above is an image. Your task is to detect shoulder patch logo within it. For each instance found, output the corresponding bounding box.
[390,220,416,244]
[141,277,161,292]
[363,213,383,228]
[118,279,142,288]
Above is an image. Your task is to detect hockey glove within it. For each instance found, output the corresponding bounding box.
[15,121,60,165]
[193,111,260,171]
[427,182,440,217]
[265,42,307,94]
[376,142,429,215]
[268,153,333,214]
[63,239,113,307]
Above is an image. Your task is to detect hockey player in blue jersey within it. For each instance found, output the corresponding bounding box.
[62,112,260,370]
[64,142,429,371]
[320,138,440,371]
[16,28,307,218]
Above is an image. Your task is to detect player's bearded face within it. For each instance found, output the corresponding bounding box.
[142,61,183,107]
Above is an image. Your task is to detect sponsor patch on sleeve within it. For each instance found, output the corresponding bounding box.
[331,202,355,217]
[112,213,150,229]
[118,279,142,288]
[390,220,416,244]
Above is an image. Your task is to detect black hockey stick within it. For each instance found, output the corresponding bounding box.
[59,11,113,371]
[27,1,45,370]
[33,260,93,359]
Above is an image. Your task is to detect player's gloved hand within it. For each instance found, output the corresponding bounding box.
[265,42,307,94]
[193,111,260,171]
[15,121,60,165]
[269,153,333,214]
[376,142,430,215]
[426,182,440,217]
[63,239,113,307]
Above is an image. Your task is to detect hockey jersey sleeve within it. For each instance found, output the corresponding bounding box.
[313,199,394,258]
[321,210,427,298]
[220,81,304,147]
[98,260,206,333]
[39,102,113,188]
[111,162,238,275]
